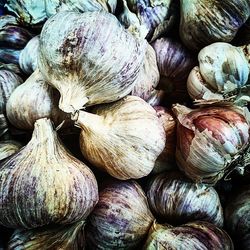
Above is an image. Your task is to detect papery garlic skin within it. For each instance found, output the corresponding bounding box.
[0,118,98,229]
[0,140,22,161]
[147,172,224,226]
[143,221,233,250]
[6,69,69,130]
[76,96,166,180]
[38,11,146,113]
[173,104,250,185]
[86,180,154,249]
[19,36,39,75]
[179,0,250,51]
[8,221,85,250]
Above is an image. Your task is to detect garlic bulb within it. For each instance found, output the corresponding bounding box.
[38,11,146,113]
[8,221,85,250]
[45,0,117,17]
[118,0,177,41]
[86,180,154,249]
[5,0,47,26]
[0,63,22,75]
[0,69,23,114]
[19,35,39,75]
[75,96,166,180]
[173,104,250,185]
[6,69,69,130]
[0,140,22,161]
[131,43,160,102]
[179,0,250,51]
[152,107,176,173]
[0,118,98,229]
[187,43,249,103]
[225,186,250,249]
[147,172,223,226]
[143,221,234,250]
[0,48,21,65]
[152,37,196,84]
[0,114,8,138]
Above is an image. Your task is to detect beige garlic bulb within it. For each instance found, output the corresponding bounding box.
[6,69,69,130]
[8,221,85,250]
[38,11,146,113]
[0,140,22,161]
[187,43,250,103]
[19,35,39,75]
[131,43,160,103]
[0,118,98,229]
[75,95,166,180]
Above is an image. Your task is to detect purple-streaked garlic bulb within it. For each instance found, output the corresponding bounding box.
[75,96,166,180]
[147,172,224,226]
[86,180,154,249]
[38,11,146,113]
[143,221,233,250]
[173,104,250,185]
[0,118,99,229]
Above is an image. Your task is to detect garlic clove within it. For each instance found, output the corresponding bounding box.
[6,69,70,130]
[179,0,250,51]
[19,35,39,75]
[147,172,224,226]
[86,180,154,249]
[0,118,99,229]
[143,221,234,249]
[8,220,85,250]
[0,140,22,161]
[75,95,166,180]
[38,11,146,113]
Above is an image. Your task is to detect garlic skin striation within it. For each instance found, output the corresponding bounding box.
[187,43,249,103]
[147,172,223,226]
[143,221,234,250]
[0,118,98,229]
[0,140,22,161]
[6,69,69,130]
[76,96,166,180]
[19,35,39,75]
[8,220,85,250]
[173,104,250,185]
[38,11,146,113]
[86,180,154,249]
[179,0,250,51]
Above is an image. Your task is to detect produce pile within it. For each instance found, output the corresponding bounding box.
[0,0,250,249]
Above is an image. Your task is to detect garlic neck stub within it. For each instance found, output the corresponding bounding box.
[143,221,234,250]
[38,11,146,113]
[179,0,250,51]
[8,220,85,250]
[0,118,99,229]
[173,104,250,185]
[76,95,166,180]
[6,69,70,130]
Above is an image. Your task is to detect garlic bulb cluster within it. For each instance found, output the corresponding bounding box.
[0,69,23,114]
[131,43,160,103]
[8,221,85,250]
[19,35,39,75]
[86,180,154,249]
[0,118,98,229]
[179,0,250,51]
[173,104,250,185]
[152,106,176,173]
[75,96,166,180]
[6,69,69,130]
[38,11,146,113]
[147,172,223,226]
[187,43,250,103]
[225,186,250,249]
[118,0,177,41]
[0,140,22,161]
[144,221,234,250]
